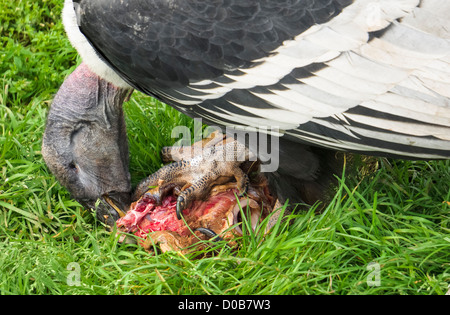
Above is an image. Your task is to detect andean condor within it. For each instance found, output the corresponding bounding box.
[42,0,450,226]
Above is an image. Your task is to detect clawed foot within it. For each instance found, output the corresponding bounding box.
[133,131,252,220]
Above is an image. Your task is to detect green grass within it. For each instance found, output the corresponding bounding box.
[1,0,449,295]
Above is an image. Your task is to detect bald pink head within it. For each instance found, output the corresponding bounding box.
[42,63,134,226]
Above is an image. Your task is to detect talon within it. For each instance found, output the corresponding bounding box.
[195,227,224,242]
[135,136,252,222]
[141,188,162,205]
[176,195,186,220]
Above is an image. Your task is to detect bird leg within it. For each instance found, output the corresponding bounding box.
[133,131,251,220]
[160,129,225,163]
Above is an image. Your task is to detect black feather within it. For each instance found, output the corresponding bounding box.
[75,0,353,92]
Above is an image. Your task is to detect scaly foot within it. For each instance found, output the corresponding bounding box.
[133,131,252,220]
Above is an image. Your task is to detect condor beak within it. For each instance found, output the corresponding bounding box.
[101,191,131,223]
[102,195,127,218]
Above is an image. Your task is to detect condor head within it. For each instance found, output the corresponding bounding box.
[42,63,133,226]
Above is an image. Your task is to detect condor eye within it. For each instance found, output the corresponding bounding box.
[68,162,79,172]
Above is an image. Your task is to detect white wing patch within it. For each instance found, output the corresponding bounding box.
[173,0,421,106]
[64,0,450,157]
[188,0,450,156]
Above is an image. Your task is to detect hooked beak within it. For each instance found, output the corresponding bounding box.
[102,194,128,218]
[93,191,131,227]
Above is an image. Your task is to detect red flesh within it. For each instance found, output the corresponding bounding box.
[116,190,238,239]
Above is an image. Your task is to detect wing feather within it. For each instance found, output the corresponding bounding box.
[68,0,450,158]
